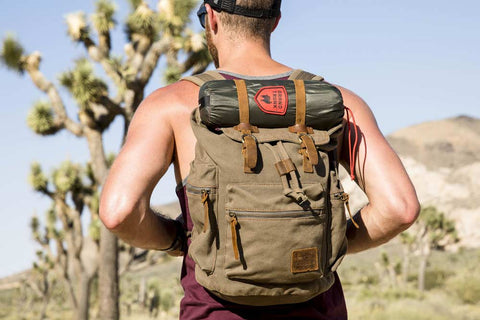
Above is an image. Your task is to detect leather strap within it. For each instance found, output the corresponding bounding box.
[294,80,306,126]
[298,134,319,173]
[242,135,258,173]
[275,158,296,176]
[234,79,250,125]
[232,79,258,134]
[288,79,319,173]
[233,79,258,173]
[289,80,312,134]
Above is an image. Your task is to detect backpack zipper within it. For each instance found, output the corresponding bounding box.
[201,189,210,233]
[333,192,359,229]
[229,213,240,260]
[186,184,214,194]
[186,184,214,232]
[229,209,325,219]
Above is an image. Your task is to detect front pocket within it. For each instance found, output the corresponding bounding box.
[225,209,327,284]
[186,164,218,275]
[224,183,328,285]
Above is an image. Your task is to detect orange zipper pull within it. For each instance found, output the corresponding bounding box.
[229,214,240,260]
[201,190,210,233]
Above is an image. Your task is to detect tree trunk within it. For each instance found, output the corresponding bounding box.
[387,265,398,288]
[401,245,411,287]
[84,128,119,320]
[40,295,48,320]
[77,274,92,320]
[418,243,430,292]
[98,226,119,320]
[139,277,146,308]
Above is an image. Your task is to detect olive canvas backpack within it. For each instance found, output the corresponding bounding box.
[181,69,354,306]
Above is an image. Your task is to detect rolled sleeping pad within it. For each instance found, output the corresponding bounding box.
[198,80,345,130]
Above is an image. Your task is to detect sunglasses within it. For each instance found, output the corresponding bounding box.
[197,3,207,29]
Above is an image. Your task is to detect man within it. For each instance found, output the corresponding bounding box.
[99,0,420,319]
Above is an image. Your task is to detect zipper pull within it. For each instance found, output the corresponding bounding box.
[201,190,210,233]
[229,213,240,260]
[335,192,359,229]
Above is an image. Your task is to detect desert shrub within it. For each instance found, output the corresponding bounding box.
[357,286,423,302]
[160,288,174,312]
[424,268,449,290]
[447,272,480,304]
[362,307,453,320]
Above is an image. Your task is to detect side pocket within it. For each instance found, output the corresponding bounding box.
[327,170,348,271]
[186,164,218,275]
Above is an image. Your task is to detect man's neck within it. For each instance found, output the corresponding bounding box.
[216,38,291,76]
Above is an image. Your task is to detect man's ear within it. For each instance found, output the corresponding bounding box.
[205,4,218,33]
[271,12,281,32]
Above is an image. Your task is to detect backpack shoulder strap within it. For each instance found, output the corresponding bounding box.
[288,69,324,81]
[182,70,226,87]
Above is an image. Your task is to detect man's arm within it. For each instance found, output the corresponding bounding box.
[99,84,183,253]
[336,86,420,254]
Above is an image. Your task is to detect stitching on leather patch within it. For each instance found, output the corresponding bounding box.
[291,247,319,274]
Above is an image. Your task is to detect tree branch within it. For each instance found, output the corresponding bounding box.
[139,37,171,85]
[125,35,152,81]
[81,36,125,88]
[24,52,84,137]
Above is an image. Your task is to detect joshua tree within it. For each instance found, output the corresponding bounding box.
[400,206,458,291]
[28,244,57,320]
[1,0,210,319]
[29,160,102,320]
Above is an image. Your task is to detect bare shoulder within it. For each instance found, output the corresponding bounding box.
[132,81,199,121]
[333,85,377,123]
[126,80,199,137]
[333,84,385,146]
[331,84,391,182]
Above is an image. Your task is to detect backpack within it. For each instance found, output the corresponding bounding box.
[181,69,352,306]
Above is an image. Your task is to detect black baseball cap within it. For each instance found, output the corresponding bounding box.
[204,0,281,19]
[197,0,281,28]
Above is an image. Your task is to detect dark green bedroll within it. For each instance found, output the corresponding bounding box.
[198,79,345,130]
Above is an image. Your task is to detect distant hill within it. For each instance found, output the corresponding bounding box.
[387,115,480,247]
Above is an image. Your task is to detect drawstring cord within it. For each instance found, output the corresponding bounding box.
[345,107,358,181]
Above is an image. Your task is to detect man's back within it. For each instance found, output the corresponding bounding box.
[99,0,419,318]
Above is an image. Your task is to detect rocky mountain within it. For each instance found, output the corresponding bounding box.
[388,116,480,247]
[343,115,480,248]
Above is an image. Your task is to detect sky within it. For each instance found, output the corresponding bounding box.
[0,0,479,278]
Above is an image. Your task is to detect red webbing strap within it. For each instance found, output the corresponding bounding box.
[345,107,358,180]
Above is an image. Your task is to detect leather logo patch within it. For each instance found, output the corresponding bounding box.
[291,247,319,274]
[254,86,288,115]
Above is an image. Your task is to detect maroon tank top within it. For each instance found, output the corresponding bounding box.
[176,71,348,320]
